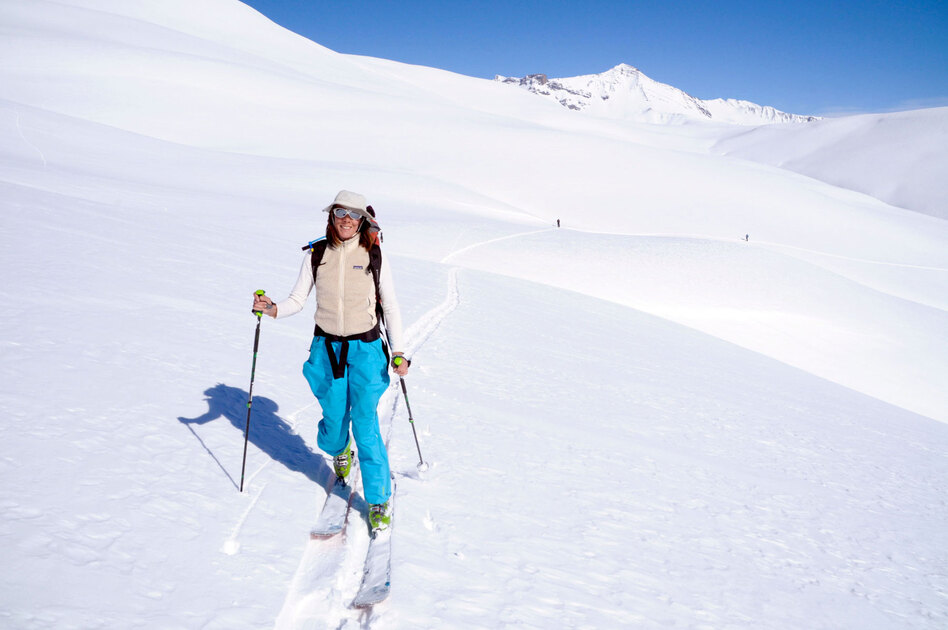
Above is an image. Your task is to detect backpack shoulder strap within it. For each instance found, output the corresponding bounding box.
[369,241,383,320]
[368,240,390,363]
[310,238,328,281]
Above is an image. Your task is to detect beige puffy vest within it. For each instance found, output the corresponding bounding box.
[313,236,378,337]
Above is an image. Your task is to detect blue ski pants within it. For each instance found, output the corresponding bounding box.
[302,335,391,505]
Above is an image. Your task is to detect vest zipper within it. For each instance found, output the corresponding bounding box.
[336,239,347,333]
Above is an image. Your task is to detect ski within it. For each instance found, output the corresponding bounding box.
[352,479,395,608]
[310,476,352,539]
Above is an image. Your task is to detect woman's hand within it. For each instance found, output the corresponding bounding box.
[252,293,277,318]
[392,354,409,377]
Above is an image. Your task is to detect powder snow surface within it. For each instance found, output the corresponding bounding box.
[1,1,946,629]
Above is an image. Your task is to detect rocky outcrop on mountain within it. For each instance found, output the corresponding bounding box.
[497,64,819,125]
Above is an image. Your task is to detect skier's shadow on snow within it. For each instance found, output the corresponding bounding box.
[178,383,332,491]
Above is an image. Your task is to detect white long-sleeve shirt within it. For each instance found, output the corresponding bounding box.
[275,237,405,353]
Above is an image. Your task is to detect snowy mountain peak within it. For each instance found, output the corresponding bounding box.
[496,64,819,125]
[610,62,639,74]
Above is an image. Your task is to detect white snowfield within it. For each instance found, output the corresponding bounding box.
[715,107,948,220]
[1,1,946,629]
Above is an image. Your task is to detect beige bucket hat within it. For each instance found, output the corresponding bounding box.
[322,190,373,221]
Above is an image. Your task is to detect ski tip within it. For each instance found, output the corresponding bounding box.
[310,532,339,540]
[309,525,342,540]
[352,584,391,608]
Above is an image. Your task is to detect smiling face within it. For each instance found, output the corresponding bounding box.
[332,208,362,241]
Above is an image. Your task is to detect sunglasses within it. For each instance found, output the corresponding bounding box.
[332,207,363,220]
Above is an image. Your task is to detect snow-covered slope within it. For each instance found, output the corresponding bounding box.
[715,107,948,219]
[496,64,819,125]
[2,1,947,628]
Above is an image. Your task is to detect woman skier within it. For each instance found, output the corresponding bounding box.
[252,190,408,532]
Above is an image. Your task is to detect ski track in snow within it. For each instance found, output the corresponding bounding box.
[274,464,367,630]
[440,228,554,264]
[7,108,48,168]
[223,402,317,550]
[753,239,948,272]
[273,264,462,629]
[574,229,948,272]
[221,482,268,556]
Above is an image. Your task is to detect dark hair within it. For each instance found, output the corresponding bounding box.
[326,211,374,250]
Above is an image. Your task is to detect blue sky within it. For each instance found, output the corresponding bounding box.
[240,0,947,116]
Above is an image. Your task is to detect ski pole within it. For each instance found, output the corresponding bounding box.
[240,289,266,492]
[392,356,427,471]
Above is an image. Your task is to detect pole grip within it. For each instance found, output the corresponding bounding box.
[251,289,266,316]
